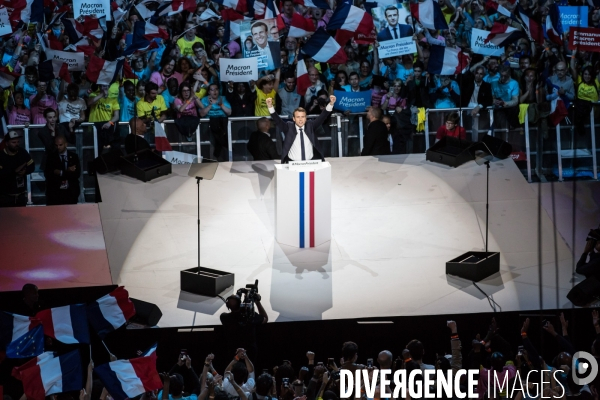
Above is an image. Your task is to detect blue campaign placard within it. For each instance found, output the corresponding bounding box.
[334,90,372,113]
[559,6,588,31]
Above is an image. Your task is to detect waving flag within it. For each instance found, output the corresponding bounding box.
[409,0,448,30]
[86,57,125,86]
[139,343,158,357]
[545,3,563,45]
[517,7,544,43]
[87,286,136,339]
[82,16,105,40]
[301,29,347,63]
[221,8,244,21]
[62,17,84,45]
[12,350,83,400]
[294,0,329,9]
[6,0,43,25]
[124,21,163,56]
[264,0,279,18]
[213,0,247,14]
[427,45,470,75]
[155,0,196,16]
[95,353,162,400]
[296,55,311,96]
[38,60,71,83]
[0,312,43,358]
[485,22,525,47]
[137,20,169,41]
[279,13,315,38]
[0,67,20,89]
[36,304,89,344]
[328,3,374,46]
[154,121,172,151]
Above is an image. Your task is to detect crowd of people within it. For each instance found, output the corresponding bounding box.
[0,0,597,205]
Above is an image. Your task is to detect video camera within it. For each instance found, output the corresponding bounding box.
[235,279,260,326]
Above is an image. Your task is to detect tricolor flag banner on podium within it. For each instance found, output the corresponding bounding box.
[276,163,331,248]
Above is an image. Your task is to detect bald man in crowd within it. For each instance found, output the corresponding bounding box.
[125,117,151,154]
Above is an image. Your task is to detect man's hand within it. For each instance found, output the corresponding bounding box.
[447,320,457,334]
[471,106,480,117]
[543,321,557,337]
[54,169,62,176]
[185,355,192,369]
[266,97,273,108]
[584,240,595,254]
[306,351,315,363]
[522,318,530,334]
[68,165,77,172]
[329,95,336,106]
[558,88,565,96]
[102,122,113,130]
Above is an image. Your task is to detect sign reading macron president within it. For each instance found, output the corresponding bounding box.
[220,57,259,82]
[74,0,111,20]
[334,90,372,113]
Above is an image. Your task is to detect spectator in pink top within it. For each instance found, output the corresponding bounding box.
[150,57,183,95]
[29,81,58,125]
[174,82,202,118]
[8,92,31,126]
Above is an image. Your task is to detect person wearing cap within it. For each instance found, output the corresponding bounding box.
[44,135,80,205]
[0,130,34,207]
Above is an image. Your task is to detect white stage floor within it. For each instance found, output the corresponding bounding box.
[97,155,577,328]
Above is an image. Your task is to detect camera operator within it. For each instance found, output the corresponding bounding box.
[576,231,600,279]
[220,283,268,361]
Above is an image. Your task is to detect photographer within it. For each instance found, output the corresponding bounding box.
[576,231,600,279]
[220,282,268,361]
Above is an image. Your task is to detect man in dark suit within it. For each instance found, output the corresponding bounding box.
[44,135,80,205]
[266,95,336,163]
[377,6,414,41]
[247,118,280,161]
[576,237,600,279]
[361,108,390,156]
[460,66,494,113]
[460,66,494,139]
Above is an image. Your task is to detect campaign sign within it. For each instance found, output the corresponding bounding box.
[559,6,588,31]
[471,28,504,56]
[73,0,111,21]
[569,27,600,52]
[240,18,281,71]
[0,7,11,36]
[333,90,372,113]
[220,57,259,82]
[377,37,416,58]
[45,50,85,71]
[163,151,197,164]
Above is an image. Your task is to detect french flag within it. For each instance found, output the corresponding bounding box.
[0,312,44,358]
[545,4,563,45]
[95,354,163,400]
[484,22,525,47]
[294,0,329,9]
[136,20,169,41]
[154,121,172,151]
[155,0,196,16]
[427,44,470,75]
[62,17,84,45]
[278,13,315,38]
[36,305,89,345]
[87,287,136,339]
[5,0,43,26]
[82,16,105,40]
[12,350,83,400]
[517,8,544,43]
[213,0,247,14]
[301,29,347,64]
[264,0,279,19]
[328,3,374,46]
[86,56,125,86]
[296,56,311,96]
[409,0,448,31]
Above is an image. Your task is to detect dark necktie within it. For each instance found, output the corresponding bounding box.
[61,155,67,170]
[299,128,306,161]
[393,27,398,39]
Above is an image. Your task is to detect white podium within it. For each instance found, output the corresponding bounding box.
[275,162,331,248]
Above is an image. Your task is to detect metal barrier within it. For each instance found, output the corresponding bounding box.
[14,104,600,205]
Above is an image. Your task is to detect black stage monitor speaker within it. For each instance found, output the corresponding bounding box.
[481,135,513,159]
[121,149,172,182]
[93,151,123,174]
[446,251,500,281]
[426,137,474,168]
[130,298,163,326]
[567,276,600,307]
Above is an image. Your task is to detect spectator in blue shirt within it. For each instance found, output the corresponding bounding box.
[491,65,521,130]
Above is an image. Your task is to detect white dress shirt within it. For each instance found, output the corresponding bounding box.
[268,104,332,161]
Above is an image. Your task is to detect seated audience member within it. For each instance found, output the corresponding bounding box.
[361,107,390,156]
[44,135,80,206]
[125,117,152,155]
[247,117,280,161]
[435,112,466,143]
[0,131,34,207]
